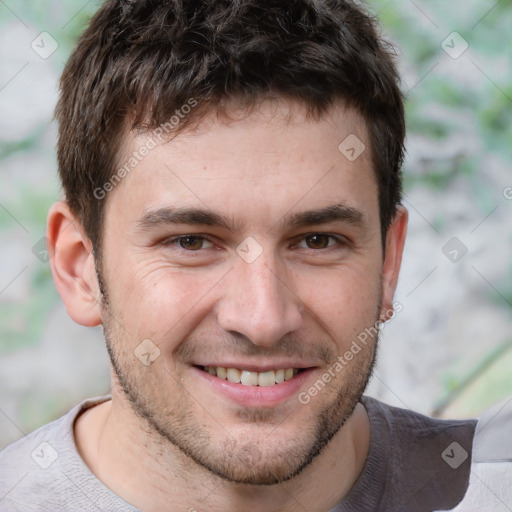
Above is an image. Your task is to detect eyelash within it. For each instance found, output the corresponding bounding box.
[161,233,348,253]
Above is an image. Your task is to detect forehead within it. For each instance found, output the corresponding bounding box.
[104,99,379,233]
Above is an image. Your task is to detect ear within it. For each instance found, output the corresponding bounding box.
[46,201,102,327]
[380,205,408,321]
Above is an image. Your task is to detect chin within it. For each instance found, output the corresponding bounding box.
[196,444,312,486]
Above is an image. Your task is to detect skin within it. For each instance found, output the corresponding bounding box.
[47,99,407,511]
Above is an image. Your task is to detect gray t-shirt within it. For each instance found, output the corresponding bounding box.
[0,396,476,511]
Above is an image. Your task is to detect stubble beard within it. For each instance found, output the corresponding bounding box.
[97,265,379,486]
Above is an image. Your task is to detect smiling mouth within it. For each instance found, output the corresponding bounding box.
[196,366,304,386]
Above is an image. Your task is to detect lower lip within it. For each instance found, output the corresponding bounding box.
[192,366,315,408]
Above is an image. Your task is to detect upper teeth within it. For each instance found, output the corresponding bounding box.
[204,366,299,386]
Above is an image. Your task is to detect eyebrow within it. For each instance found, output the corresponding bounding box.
[136,203,365,233]
[283,203,365,230]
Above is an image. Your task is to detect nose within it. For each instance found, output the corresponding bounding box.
[216,252,303,348]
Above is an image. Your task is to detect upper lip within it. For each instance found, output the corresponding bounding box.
[192,361,316,372]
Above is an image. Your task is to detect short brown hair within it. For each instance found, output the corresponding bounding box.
[55,0,405,254]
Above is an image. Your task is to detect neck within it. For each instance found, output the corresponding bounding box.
[75,390,370,512]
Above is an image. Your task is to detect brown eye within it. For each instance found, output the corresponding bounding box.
[301,234,336,250]
[162,235,214,251]
[178,236,207,250]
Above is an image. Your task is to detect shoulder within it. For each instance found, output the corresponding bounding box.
[360,396,477,512]
[0,403,78,511]
[0,396,118,512]
[0,404,73,474]
[0,396,107,469]
[362,395,477,439]
[361,396,477,468]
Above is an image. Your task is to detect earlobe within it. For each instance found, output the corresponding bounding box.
[47,201,102,327]
[380,205,408,320]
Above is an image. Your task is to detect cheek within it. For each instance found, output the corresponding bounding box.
[295,265,382,346]
[111,260,226,344]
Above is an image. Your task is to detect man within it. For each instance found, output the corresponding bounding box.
[0,1,509,511]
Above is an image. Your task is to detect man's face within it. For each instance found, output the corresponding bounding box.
[99,100,386,485]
